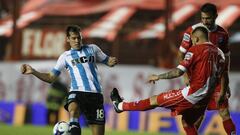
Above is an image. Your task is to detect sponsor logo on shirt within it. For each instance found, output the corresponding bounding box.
[163,91,182,99]
[71,56,95,65]
[183,33,191,42]
[184,52,193,60]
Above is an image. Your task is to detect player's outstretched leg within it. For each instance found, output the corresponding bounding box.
[110,88,157,113]
[110,88,123,113]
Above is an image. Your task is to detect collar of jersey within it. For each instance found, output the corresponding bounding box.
[71,47,83,51]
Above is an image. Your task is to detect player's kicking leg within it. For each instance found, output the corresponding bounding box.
[110,88,123,113]
[110,88,157,112]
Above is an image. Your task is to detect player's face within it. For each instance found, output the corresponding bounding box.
[67,32,82,49]
[201,12,216,30]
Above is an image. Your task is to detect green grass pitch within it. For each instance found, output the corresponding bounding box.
[0,123,176,135]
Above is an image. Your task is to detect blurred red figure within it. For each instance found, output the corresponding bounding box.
[111,26,225,135]
[178,3,236,135]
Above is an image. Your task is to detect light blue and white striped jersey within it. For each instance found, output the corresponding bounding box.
[51,44,109,93]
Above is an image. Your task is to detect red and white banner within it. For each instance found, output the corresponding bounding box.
[0,61,240,111]
[21,28,66,58]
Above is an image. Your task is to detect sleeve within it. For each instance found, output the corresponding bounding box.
[179,27,193,54]
[51,53,66,76]
[92,44,109,64]
[177,48,195,72]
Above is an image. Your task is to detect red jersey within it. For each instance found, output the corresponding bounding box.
[179,23,230,56]
[177,42,225,104]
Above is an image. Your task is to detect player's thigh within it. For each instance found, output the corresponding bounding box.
[182,107,205,125]
[89,124,105,135]
[64,91,80,112]
[84,93,105,125]
[156,89,184,107]
[68,102,80,117]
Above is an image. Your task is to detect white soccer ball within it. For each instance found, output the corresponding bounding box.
[53,121,70,135]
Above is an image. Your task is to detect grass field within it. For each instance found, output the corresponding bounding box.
[0,123,176,135]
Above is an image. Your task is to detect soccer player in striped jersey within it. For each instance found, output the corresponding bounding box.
[21,25,118,135]
[178,3,236,135]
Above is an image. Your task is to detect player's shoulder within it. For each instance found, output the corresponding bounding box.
[216,25,228,34]
[188,43,208,52]
[63,50,71,54]
[84,43,99,49]
[83,44,102,53]
[60,50,72,58]
[187,45,199,54]
[85,43,97,46]
[191,23,205,30]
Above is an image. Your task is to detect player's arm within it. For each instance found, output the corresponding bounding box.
[221,31,231,97]
[178,29,192,85]
[148,68,185,84]
[223,54,231,97]
[148,47,194,84]
[177,50,185,61]
[218,71,229,106]
[178,51,190,85]
[217,48,229,106]
[21,64,57,83]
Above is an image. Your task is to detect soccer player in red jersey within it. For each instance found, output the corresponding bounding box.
[111,26,225,135]
[178,3,236,135]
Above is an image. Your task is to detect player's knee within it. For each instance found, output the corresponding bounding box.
[68,102,80,117]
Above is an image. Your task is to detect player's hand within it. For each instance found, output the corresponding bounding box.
[108,57,118,67]
[147,74,160,84]
[21,64,34,74]
[226,86,231,98]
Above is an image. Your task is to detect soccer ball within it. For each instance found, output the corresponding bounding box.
[53,121,70,135]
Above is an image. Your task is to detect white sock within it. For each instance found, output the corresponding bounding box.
[70,117,79,123]
[118,102,123,110]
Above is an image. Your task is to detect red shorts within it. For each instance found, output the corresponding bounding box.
[207,91,229,110]
[156,89,196,116]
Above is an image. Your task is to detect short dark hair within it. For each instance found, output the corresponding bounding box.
[201,3,217,15]
[66,25,81,37]
[192,26,209,39]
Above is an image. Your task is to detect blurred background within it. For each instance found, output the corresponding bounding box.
[0,0,240,134]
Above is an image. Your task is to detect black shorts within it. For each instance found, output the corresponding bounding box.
[64,91,105,125]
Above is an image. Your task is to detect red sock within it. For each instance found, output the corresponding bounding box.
[122,98,155,111]
[223,119,236,135]
[183,125,198,135]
